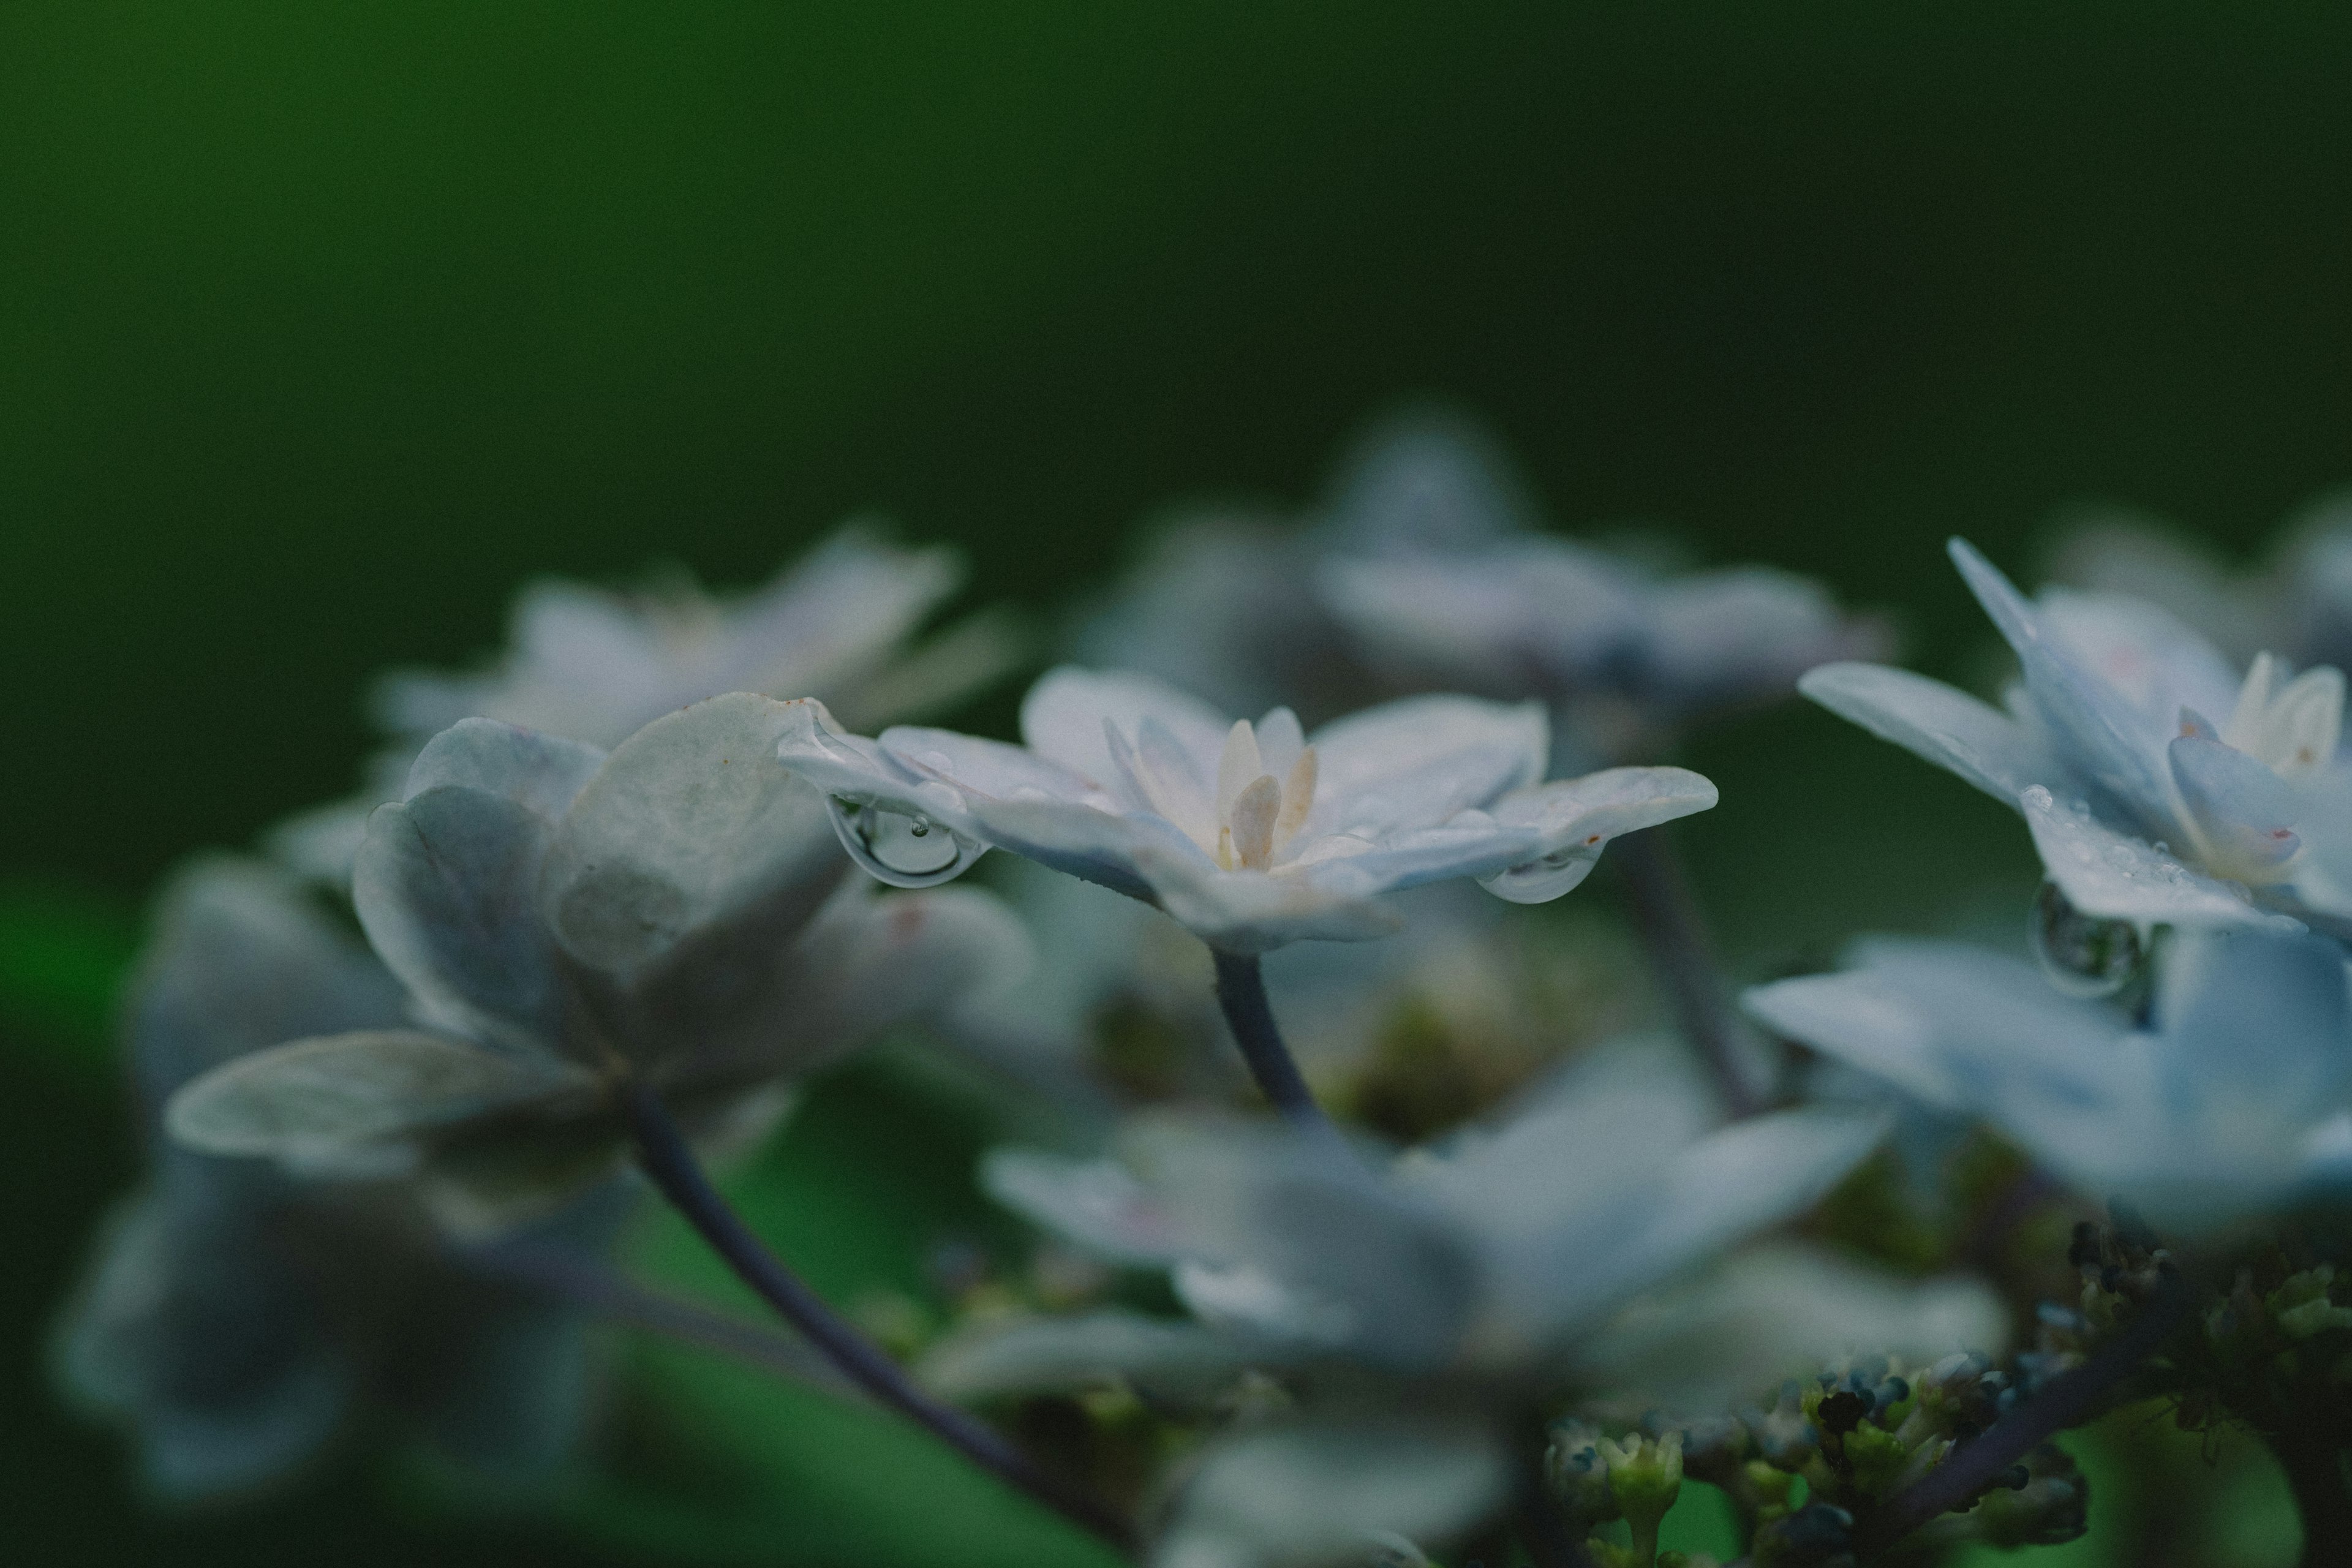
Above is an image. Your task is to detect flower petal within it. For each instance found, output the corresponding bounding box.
[919,1311,1275,1402]
[164,1030,587,1170]
[1799,662,2064,802]
[1476,766,1719,903]
[1303,696,1547,836]
[540,693,846,984]
[404,718,607,821]
[2019,785,2291,929]
[1134,848,1406,952]
[354,786,567,1052]
[1019,666,1231,790]
[1155,1419,1509,1568]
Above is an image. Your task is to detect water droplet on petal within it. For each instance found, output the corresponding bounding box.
[824,796,983,888]
[2028,878,2141,999]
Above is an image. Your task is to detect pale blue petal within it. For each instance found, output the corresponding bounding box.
[2019,785,2290,929]
[539,693,845,984]
[404,718,607,822]
[354,787,566,1050]
[1155,1420,1509,1568]
[921,1311,1276,1401]
[127,858,408,1113]
[2168,731,2303,875]
[1950,538,2177,824]
[1799,662,2065,802]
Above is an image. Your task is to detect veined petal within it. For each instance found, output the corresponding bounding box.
[164,1030,587,1169]
[1020,666,1231,789]
[354,787,565,1053]
[965,793,1205,905]
[2019,785,2293,929]
[404,718,607,822]
[539,694,845,985]
[1799,662,2064,802]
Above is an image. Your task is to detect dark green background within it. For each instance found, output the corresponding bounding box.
[4,3,2348,1561]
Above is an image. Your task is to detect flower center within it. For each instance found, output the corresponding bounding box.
[1210,718,1317,870]
[2222,651,2345,779]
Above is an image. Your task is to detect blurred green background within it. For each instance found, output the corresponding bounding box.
[5,2,2350,1561]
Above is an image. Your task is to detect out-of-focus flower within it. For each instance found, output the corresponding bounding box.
[54,858,618,1498]
[2048,491,2352,676]
[1317,538,1887,753]
[168,698,1027,1231]
[919,1047,1887,1564]
[1806,538,2352,944]
[1744,926,2352,1232]
[775,668,1716,954]
[1068,413,1532,725]
[273,526,1017,883]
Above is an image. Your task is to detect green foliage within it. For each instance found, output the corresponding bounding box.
[0,880,137,1079]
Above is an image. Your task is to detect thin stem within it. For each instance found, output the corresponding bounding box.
[1855,1269,2195,1559]
[456,1237,848,1393]
[1611,826,1771,1118]
[1210,949,1346,1145]
[619,1079,1136,1555]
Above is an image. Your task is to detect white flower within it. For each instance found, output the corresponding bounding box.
[1746,925,2352,1232]
[1318,538,1885,736]
[1804,538,2352,938]
[921,1046,1894,1564]
[774,667,1717,954]
[167,698,1030,1232]
[271,525,1017,883]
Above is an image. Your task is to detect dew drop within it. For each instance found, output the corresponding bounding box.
[824,796,983,888]
[2028,878,2141,999]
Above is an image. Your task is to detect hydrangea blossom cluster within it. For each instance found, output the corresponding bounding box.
[56,424,2352,1566]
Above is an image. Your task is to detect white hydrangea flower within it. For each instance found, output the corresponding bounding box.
[1746,925,2352,1232]
[774,666,1716,954]
[169,698,1029,1232]
[272,525,1017,883]
[1806,538,2352,941]
[920,1047,1913,1566]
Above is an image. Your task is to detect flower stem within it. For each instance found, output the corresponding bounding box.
[1853,1268,2195,1559]
[619,1079,1136,1555]
[1210,949,1346,1145]
[1611,825,1771,1117]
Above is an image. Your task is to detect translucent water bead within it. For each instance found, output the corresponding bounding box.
[2029,877,2143,999]
[825,797,985,888]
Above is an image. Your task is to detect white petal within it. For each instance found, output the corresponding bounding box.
[1155,1420,1509,1568]
[983,1148,1188,1265]
[1799,662,2062,803]
[1134,846,1405,952]
[164,1030,586,1167]
[2019,785,2291,929]
[353,787,567,1052]
[1569,1243,2009,1413]
[919,1311,1272,1401]
[404,718,607,821]
[1305,696,1546,835]
[540,694,846,983]
[1476,766,1719,903]
[1020,666,1231,788]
